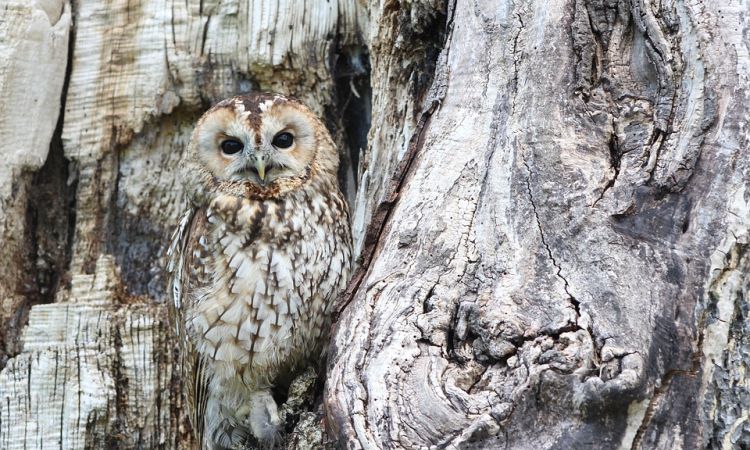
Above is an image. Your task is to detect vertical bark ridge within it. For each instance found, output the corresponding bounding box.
[328,0,750,448]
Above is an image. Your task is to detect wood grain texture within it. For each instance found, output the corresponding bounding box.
[0,0,363,448]
[0,0,71,369]
[1,0,749,448]
[0,256,183,449]
[326,0,750,448]
[350,0,447,257]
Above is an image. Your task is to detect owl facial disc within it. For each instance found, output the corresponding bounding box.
[191,93,319,192]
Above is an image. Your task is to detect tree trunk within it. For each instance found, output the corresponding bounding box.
[0,1,747,450]
[0,1,365,448]
[326,1,750,449]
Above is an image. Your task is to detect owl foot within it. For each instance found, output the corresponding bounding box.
[245,390,282,448]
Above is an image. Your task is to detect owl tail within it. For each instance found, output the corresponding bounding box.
[206,415,252,449]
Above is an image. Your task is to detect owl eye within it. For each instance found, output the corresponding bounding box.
[220,139,243,155]
[271,132,294,149]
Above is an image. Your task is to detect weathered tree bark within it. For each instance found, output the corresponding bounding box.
[0,0,747,450]
[327,1,750,449]
[0,1,365,448]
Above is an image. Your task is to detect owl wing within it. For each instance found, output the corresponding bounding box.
[167,207,212,447]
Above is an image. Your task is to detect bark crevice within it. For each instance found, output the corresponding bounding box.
[0,0,77,370]
[1,1,748,448]
[522,159,584,332]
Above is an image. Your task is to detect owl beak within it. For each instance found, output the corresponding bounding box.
[254,158,266,182]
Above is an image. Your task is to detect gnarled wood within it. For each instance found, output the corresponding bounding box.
[1,0,748,449]
[327,1,750,449]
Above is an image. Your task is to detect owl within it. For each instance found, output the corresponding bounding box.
[167,93,352,449]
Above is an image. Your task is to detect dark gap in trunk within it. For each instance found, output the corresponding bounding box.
[0,3,77,371]
[331,44,372,206]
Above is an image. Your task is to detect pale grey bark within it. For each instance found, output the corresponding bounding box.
[0,0,748,449]
[327,1,750,449]
[0,0,363,448]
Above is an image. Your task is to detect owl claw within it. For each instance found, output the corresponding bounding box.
[246,390,282,446]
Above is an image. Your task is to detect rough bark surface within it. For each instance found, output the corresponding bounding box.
[327,1,750,449]
[0,0,72,371]
[0,0,364,448]
[0,0,748,449]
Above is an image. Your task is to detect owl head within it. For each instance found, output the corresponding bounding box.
[183,93,338,202]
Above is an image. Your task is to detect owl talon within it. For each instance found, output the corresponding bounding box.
[245,390,281,445]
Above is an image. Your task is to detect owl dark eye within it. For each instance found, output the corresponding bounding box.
[220,139,243,155]
[271,132,294,149]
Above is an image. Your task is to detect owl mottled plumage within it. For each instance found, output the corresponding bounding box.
[167,93,352,449]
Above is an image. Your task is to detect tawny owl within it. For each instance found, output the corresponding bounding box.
[167,93,352,449]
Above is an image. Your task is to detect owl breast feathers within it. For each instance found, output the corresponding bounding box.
[167,93,352,449]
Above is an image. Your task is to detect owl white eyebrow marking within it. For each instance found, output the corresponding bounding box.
[258,99,274,113]
[233,99,253,121]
